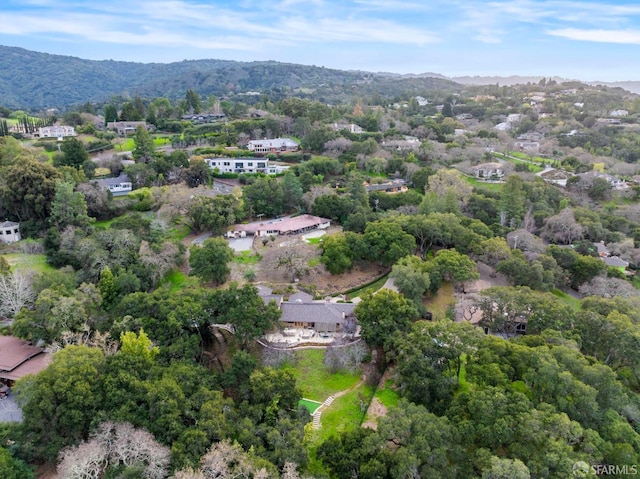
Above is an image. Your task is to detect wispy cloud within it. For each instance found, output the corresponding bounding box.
[549,28,640,44]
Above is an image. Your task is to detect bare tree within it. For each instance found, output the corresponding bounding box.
[541,208,584,245]
[579,276,637,299]
[56,421,170,479]
[0,271,35,318]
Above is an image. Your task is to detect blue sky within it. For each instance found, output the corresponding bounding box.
[1,0,640,81]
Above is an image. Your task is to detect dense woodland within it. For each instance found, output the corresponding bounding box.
[2,74,640,478]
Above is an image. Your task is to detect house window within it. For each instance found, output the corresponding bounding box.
[258,162,266,168]
[248,162,253,167]
[235,163,243,169]
[223,162,230,166]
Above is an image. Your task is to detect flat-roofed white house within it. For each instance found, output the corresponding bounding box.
[247,138,299,154]
[93,174,133,196]
[37,125,76,138]
[205,158,290,175]
[106,121,151,136]
[0,221,20,244]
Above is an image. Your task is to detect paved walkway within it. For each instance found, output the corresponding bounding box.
[311,377,365,430]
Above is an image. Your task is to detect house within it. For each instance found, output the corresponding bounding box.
[514,141,540,151]
[205,157,291,175]
[106,121,151,136]
[37,125,76,138]
[415,96,429,106]
[0,221,20,244]
[93,174,133,196]
[604,256,629,272]
[181,113,226,124]
[517,132,544,142]
[471,162,504,180]
[228,215,330,238]
[610,109,629,117]
[247,138,299,154]
[364,179,408,194]
[592,241,629,272]
[259,287,357,335]
[331,122,363,134]
[537,168,571,187]
[0,336,50,387]
[579,171,627,189]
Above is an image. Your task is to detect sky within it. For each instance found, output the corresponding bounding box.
[2,0,640,82]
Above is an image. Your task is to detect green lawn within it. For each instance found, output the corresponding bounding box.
[287,349,360,401]
[424,281,456,320]
[374,380,400,408]
[3,253,53,273]
[465,176,503,191]
[232,251,261,265]
[315,385,374,443]
[306,237,323,245]
[161,270,199,292]
[552,289,582,310]
[115,138,135,151]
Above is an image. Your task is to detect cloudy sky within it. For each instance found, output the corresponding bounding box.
[1,0,640,81]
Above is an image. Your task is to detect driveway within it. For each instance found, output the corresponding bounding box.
[228,236,254,252]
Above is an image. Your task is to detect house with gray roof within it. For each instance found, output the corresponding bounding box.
[92,174,132,196]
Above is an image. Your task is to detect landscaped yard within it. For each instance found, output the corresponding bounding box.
[287,349,360,402]
[232,251,261,265]
[424,281,455,320]
[314,385,374,443]
[552,289,582,310]
[347,273,389,299]
[464,176,503,191]
[3,253,53,273]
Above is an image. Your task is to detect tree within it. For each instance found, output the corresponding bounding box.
[390,255,431,304]
[243,176,284,218]
[49,181,92,229]
[0,159,62,229]
[482,456,531,478]
[187,194,243,235]
[189,238,234,284]
[0,447,34,479]
[182,159,211,188]
[354,289,419,360]
[0,271,35,318]
[218,285,281,349]
[15,345,106,461]
[185,89,202,114]
[362,220,416,267]
[542,208,584,245]
[320,233,353,274]
[132,125,155,162]
[104,104,118,124]
[119,329,159,361]
[281,171,303,212]
[432,249,479,293]
[56,137,89,169]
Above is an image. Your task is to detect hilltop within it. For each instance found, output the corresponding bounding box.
[0,45,460,109]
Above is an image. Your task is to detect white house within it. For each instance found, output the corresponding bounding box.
[0,221,20,244]
[610,109,629,117]
[93,174,133,196]
[331,123,363,134]
[106,121,150,136]
[247,138,299,154]
[472,162,504,180]
[205,157,290,175]
[37,125,76,138]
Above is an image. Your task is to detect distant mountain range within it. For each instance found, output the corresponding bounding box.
[1,45,638,110]
[0,46,460,110]
[449,75,640,94]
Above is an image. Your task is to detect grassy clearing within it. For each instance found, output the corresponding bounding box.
[465,177,503,191]
[3,253,53,273]
[161,270,199,291]
[308,258,321,267]
[306,237,323,245]
[165,224,191,241]
[232,251,261,265]
[347,274,389,299]
[115,138,135,152]
[93,217,118,229]
[552,289,582,310]
[424,281,455,320]
[153,137,171,147]
[374,380,400,408]
[315,385,374,443]
[288,349,360,401]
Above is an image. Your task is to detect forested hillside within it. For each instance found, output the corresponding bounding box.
[0,45,459,109]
